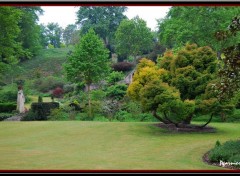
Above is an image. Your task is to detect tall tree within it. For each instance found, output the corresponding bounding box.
[64,29,110,118]
[45,23,63,48]
[115,16,154,60]
[63,24,79,46]
[0,6,23,78]
[39,24,49,48]
[215,16,240,101]
[76,6,127,52]
[158,6,240,54]
[17,6,43,59]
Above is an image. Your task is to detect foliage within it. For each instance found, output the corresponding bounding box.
[0,84,18,103]
[0,113,14,121]
[30,102,60,120]
[64,29,110,118]
[76,6,127,53]
[127,58,194,124]
[209,139,240,167]
[38,95,43,102]
[115,16,154,58]
[106,71,125,85]
[32,76,65,93]
[0,7,23,77]
[63,24,79,46]
[0,103,17,113]
[45,23,63,48]
[214,16,240,101]
[17,7,43,58]
[63,84,75,94]
[21,110,38,121]
[161,43,218,100]
[101,99,120,118]
[158,6,240,51]
[52,87,64,98]
[147,42,166,62]
[106,84,127,100]
[128,47,219,126]
[0,6,44,80]
[48,105,76,121]
[111,62,134,72]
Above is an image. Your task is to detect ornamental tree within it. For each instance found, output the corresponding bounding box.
[64,29,110,118]
[128,43,220,127]
[127,58,195,126]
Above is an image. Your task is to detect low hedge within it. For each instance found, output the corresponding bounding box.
[0,113,14,121]
[0,103,17,113]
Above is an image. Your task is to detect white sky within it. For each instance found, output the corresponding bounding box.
[38,6,171,31]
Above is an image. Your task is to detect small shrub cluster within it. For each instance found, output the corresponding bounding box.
[48,105,76,121]
[63,84,75,94]
[209,140,240,168]
[111,62,134,72]
[107,71,125,85]
[106,84,127,100]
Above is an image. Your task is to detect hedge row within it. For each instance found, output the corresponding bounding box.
[0,103,17,113]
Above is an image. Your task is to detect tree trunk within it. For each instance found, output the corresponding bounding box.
[199,113,214,128]
[87,84,93,119]
[217,50,222,60]
[152,110,171,124]
[182,113,193,125]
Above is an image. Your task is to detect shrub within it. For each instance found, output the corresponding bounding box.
[33,76,65,93]
[101,99,120,118]
[52,87,64,98]
[21,110,38,121]
[0,103,17,113]
[0,113,14,121]
[114,110,132,121]
[209,140,240,163]
[38,96,43,103]
[229,155,240,168]
[0,84,18,103]
[30,102,60,120]
[63,84,75,94]
[91,89,106,101]
[111,62,134,72]
[106,84,127,100]
[107,71,125,85]
[93,115,110,122]
[48,108,71,121]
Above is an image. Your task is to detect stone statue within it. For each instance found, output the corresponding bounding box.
[17,85,25,113]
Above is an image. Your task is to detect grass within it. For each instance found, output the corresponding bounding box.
[3,48,70,84]
[0,121,239,170]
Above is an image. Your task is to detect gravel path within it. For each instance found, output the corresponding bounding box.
[3,114,25,121]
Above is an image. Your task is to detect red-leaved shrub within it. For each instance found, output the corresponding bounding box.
[111,62,134,72]
[52,87,64,98]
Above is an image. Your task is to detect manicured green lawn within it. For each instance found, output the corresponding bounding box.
[0,121,239,170]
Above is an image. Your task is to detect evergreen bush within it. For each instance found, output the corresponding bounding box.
[209,140,240,163]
